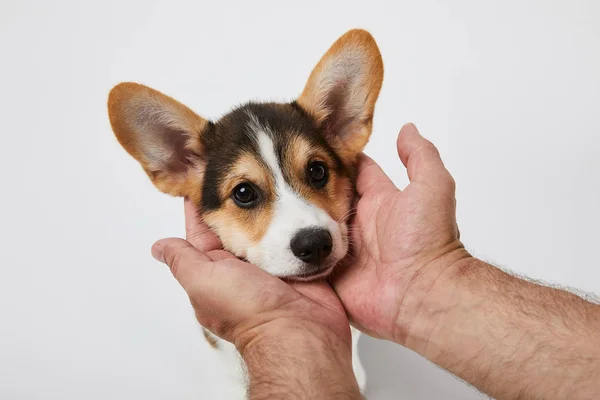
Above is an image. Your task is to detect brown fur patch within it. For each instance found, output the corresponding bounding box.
[283,134,353,224]
[296,29,384,163]
[107,82,208,197]
[218,152,274,201]
[202,328,219,349]
[202,152,275,256]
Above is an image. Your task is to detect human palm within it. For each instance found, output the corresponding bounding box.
[155,199,353,349]
[333,124,464,343]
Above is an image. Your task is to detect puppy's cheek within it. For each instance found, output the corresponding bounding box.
[203,213,253,259]
[245,245,263,269]
[339,222,349,252]
[220,231,251,259]
[331,222,349,262]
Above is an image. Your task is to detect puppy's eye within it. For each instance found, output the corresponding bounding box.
[232,183,258,208]
[308,161,328,188]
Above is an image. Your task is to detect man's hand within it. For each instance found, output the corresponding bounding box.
[334,123,600,400]
[152,200,361,399]
[333,123,467,343]
[151,123,600,400]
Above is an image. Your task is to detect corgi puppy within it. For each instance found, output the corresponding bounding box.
[107,29,383,396]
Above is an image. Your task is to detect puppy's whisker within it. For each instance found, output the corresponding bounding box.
[337,209,357,224]
[187,227,214,240]
[346,229,364,237]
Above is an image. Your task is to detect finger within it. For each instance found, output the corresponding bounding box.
[293,281,346,317]
[152,238,299,328]
[207,249,238,261]
[184,198,222,252]
[396,123,455,192]
[151,238,211,287]
[355,153,396,197]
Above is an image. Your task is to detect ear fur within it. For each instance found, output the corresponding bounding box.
[297,29,384,161]
[107,82,208,197]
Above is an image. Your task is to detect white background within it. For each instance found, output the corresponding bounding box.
[1,0,599,399]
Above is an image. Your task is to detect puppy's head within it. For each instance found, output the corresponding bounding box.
[108,29,383,280]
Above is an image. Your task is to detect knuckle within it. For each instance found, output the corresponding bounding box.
[413,141,440,161]
[445,174,456,192]
[165,250,183,276]
[423,141,440,157]
[164,245,195,277]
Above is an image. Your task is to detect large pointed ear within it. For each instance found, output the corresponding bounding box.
[107,82,209,197]
[297,29,383,161]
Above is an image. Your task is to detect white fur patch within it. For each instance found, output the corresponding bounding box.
[244,115,346,278]
[351,327,367,393]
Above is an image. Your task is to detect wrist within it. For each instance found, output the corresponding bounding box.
[401,255,504,366]
[239,320,361,400]
[402,255,600,400]
[391,244,473,346]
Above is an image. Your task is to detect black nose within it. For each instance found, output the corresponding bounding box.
[290,228,333,265]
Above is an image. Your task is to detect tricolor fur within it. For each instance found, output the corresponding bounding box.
[108,29,384,395]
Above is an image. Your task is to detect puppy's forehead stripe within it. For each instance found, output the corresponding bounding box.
[244,103,345,173]
[247,111,288,197]
[256,132,283,187]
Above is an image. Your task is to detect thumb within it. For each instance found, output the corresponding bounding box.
[151,238,211,289]
[355,154,397,196]
[396,123,455,193]
[151,237,300,337]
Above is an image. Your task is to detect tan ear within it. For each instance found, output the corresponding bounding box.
[107,82,209,197]
[297,29,384,161]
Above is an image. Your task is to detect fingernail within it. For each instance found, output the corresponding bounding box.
[151,242,164,263]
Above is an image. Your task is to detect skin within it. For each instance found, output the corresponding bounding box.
[153,202,361,399]
[152,123,600,400]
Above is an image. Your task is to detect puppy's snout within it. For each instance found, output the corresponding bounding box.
[290,228,333,265]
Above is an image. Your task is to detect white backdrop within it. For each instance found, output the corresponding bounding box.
[1,1,599,399]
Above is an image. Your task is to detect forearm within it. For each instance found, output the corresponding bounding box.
[404,255,600,400]
[239,321,362,400]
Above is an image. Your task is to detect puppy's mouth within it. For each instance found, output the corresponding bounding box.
[284,265,336,282]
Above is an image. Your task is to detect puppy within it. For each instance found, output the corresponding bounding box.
[107,29,383,396]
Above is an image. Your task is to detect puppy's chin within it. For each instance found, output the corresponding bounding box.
[278,252,348,281]
[281,265,336,282]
